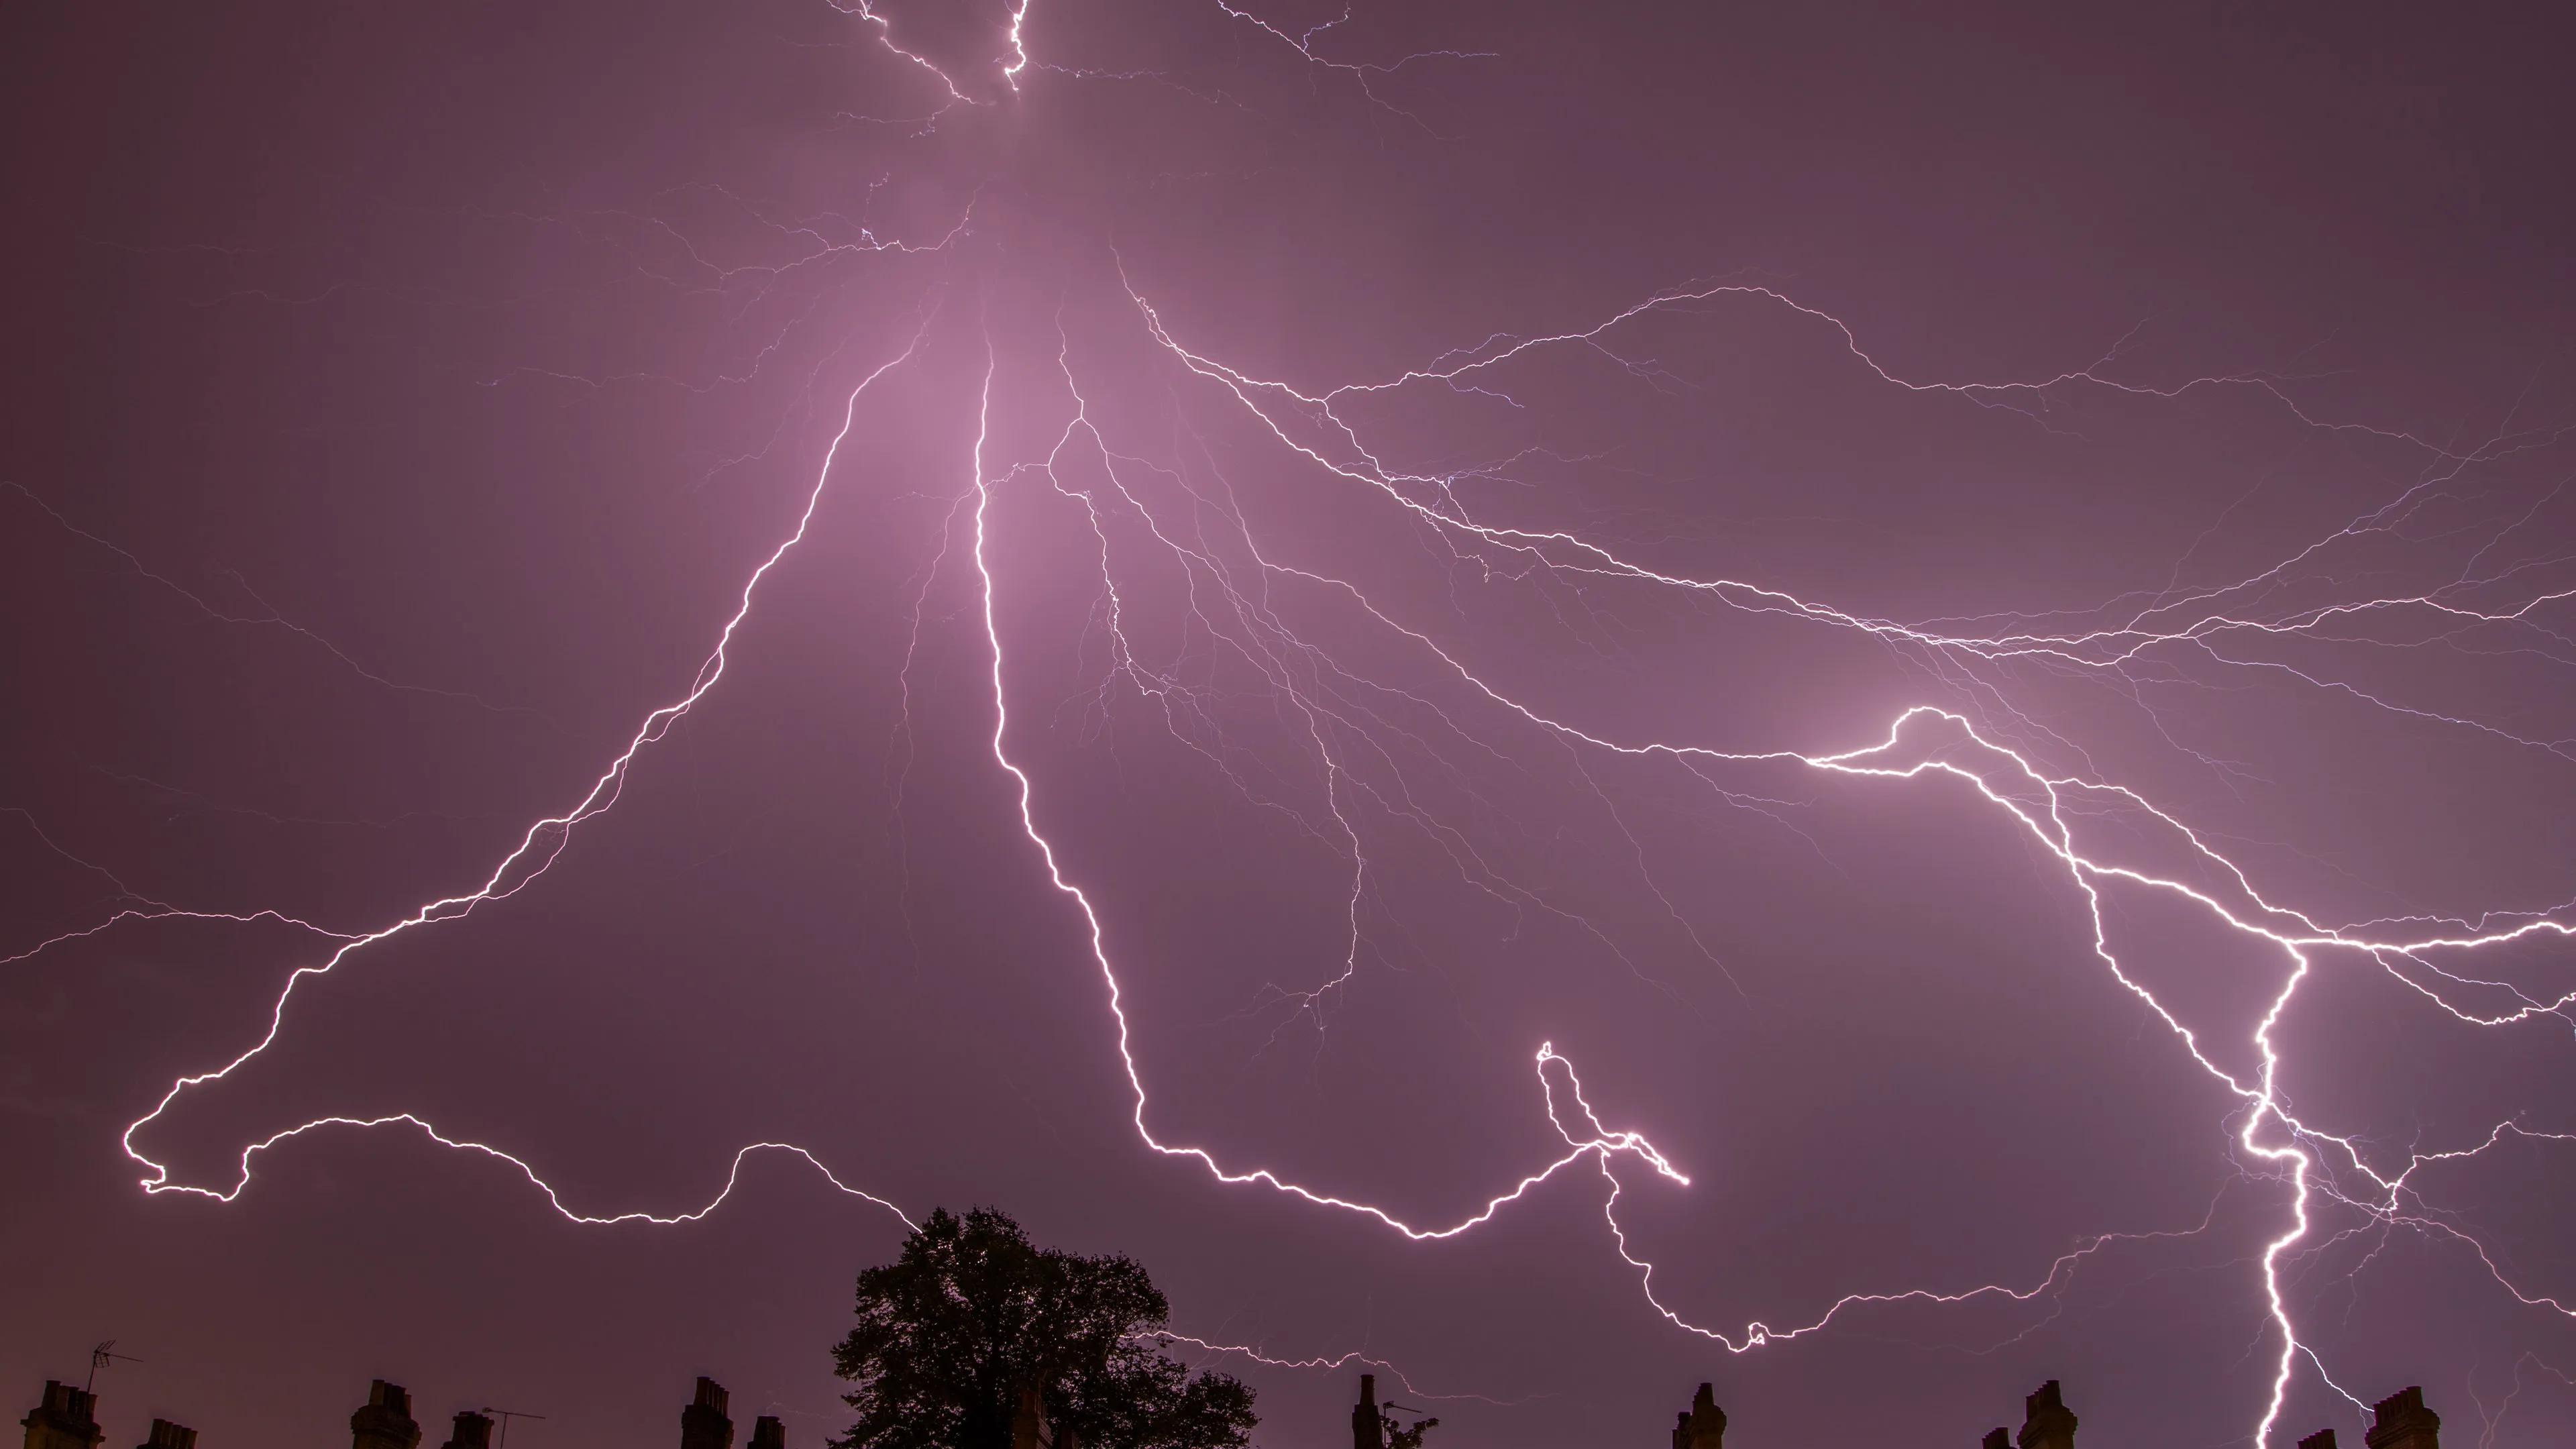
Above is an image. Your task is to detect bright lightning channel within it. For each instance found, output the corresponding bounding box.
[21,15,2569,1444]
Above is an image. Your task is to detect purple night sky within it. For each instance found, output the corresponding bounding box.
[5,3,2574,1446]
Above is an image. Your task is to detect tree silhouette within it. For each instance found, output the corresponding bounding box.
[830,1206,1257,1449]
[1379,1407,1438,1449]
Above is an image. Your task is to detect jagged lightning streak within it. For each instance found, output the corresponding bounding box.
[52,25,2576,1436]
[1077,278,2576,1442]
[1,481,545,719]
[115,314,934,1201]
[78,272,2572,1444]
[76,266,2573,1448]
[2,806,360,966]
[72,282,1692,1399]
[1149,1334,1533,1407]
[196,1116,912,1228]
[837,0,1032,103]
[970,335,1687,1238]
[1120,270,2576,744]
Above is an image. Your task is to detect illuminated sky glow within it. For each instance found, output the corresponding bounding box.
[5,3,2573,1446]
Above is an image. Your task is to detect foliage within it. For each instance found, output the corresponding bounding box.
[831,1206,1258,1449]
[1381,1407,1438,1449]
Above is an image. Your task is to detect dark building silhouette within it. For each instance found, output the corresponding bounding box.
[1669,1383,1725,1449]
[350,1382,422,1449]
[16,1366,2456,1448]
[2364,1387,2442,1449]
[1350,1373,1383,1449]
[21,1383,101,1449]
[680,1379,733,1449]
[1651,1376,2446,1449]
[2017,1380,2077,1449]
[2288,1387,2446,1449]
[1976,1379,2076,1449]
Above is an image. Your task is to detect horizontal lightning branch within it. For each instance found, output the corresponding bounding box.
[42,100,2569,1444]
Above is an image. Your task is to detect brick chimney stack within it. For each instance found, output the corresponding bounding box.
[2016,1381,2078,1449]
[2364,1388,2440,1449]
[1982,1430,2010,1449]
[22,1383,104,1449]
[1672,1383,1725,1449]
[682,1379,735,1449]
[353,1382,424,1449]
[2298,1432,2339,1449]
[1010,1387,1048,1449]
[1350,1375,1383,1449]
[441,1411,494,1449]
[138,1421,197,1449]
[749,1417,786,1449]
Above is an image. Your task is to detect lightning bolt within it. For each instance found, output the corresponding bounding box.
[31,10,2576,1447]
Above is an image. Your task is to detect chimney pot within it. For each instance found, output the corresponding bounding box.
[23,1381,104,1449]
[682,1378,736,1449]
[1675,1383,1725,1449]
[353,1380,424,1449]
[2365,1387,2441,1449]
[1350,1375,1385,1449]
[2016,1379,2078,1449]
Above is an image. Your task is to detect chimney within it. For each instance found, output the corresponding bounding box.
[1675,1383,1725,1449]
[22,1383,105,1449]
[1983,1432,2010,1449]
[2364,1388,2440,1449]
[139,1422,197,1449]
[1350,1375,1383,1449]
[442,1411,494,1449]
[682,1379,734,1449]
[353,1382,424,1449]
[1010,1387,1047,1449]
[2299,1433,2339,1449]
[749,1417,786,1449]
[2017,1381,2078,1449]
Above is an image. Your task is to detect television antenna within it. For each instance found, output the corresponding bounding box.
[480,1407,547,1448]
[87,1342,144,1394]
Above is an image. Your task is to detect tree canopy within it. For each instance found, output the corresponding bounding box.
[831,1206,1258,1449]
